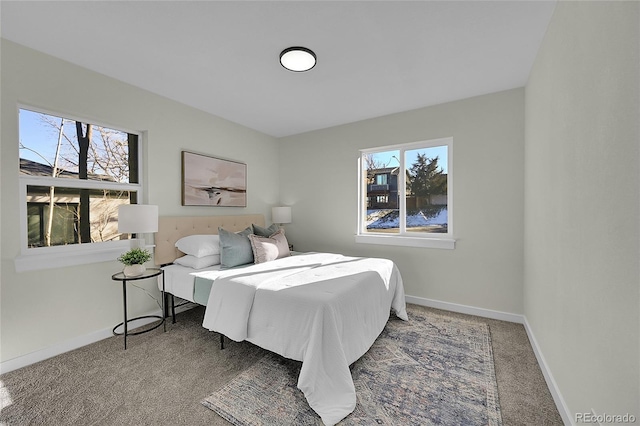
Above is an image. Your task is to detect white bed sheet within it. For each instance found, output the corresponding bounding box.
[200,252,408,425]
[159,263,222,302]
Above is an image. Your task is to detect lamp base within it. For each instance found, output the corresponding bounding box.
[130,238,146,249]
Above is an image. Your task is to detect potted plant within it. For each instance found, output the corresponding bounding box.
[118,248,152,277]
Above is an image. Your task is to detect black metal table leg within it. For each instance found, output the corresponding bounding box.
[122,280,128,350]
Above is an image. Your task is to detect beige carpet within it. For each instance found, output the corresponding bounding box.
[0,304,563,425]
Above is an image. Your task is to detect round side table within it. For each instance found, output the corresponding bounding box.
[111,267,166,349]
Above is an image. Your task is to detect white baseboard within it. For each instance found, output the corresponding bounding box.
[405,294,525,324]
[0,303,196,375]
[523,317,573,426]
[406,294,572,425]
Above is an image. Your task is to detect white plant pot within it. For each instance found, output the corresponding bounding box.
[123,264,146,277]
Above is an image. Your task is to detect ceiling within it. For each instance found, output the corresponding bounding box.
[1,1,556,138]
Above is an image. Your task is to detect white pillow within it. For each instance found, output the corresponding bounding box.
[175,234,220,257]
[248,228,291,264]
[174,254,220,269]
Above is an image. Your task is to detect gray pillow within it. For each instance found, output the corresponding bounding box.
[252,223,280,237]
[218,227,254,268]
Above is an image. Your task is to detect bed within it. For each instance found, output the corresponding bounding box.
[154,214,264,309]
[154,215,408,425]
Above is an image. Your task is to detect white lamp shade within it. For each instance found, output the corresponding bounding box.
[272,206,292,224]
[118,204,159,234]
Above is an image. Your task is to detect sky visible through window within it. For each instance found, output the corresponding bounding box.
[18,109,63,166]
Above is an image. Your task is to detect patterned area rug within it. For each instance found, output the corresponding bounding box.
[202,308,502,425]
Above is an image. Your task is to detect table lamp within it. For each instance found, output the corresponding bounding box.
[272,206,292,226]
[118,204,159,248]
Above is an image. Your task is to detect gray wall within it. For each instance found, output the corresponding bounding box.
[524,1,639,418]
[0,40,280,362]
[279,88,525,315]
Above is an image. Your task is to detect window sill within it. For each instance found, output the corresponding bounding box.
[355,234,455,250]
[14,243,147,272]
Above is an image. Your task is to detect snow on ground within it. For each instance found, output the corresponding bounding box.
[366,208,447,229]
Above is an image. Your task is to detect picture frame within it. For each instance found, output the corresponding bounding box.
[181,151,247,207]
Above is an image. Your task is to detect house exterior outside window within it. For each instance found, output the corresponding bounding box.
[367,168,398,209]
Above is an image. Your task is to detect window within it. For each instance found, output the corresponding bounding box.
[28,201,79,247]
[375,174,388,185]
[16,107,142,271]
[357,137,454,249]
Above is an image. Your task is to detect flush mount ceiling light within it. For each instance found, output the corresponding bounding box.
[279,46,316,72]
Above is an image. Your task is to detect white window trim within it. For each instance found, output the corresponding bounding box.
[14,241,133,273]
[15,106,144,272]
[356,137,455,250]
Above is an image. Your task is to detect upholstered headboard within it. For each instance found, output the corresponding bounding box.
[154,214,265,266]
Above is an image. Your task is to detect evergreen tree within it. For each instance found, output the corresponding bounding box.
[407,154,447,205]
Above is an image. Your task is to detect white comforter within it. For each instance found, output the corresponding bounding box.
[201,252,408,425]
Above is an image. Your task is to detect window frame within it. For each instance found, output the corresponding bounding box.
[15,105,144,272]
[356,137,455,250]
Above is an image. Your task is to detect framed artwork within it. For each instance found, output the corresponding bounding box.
[181,151,247,207]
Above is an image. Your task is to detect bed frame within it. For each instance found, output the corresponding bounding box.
[153,214,265,348]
